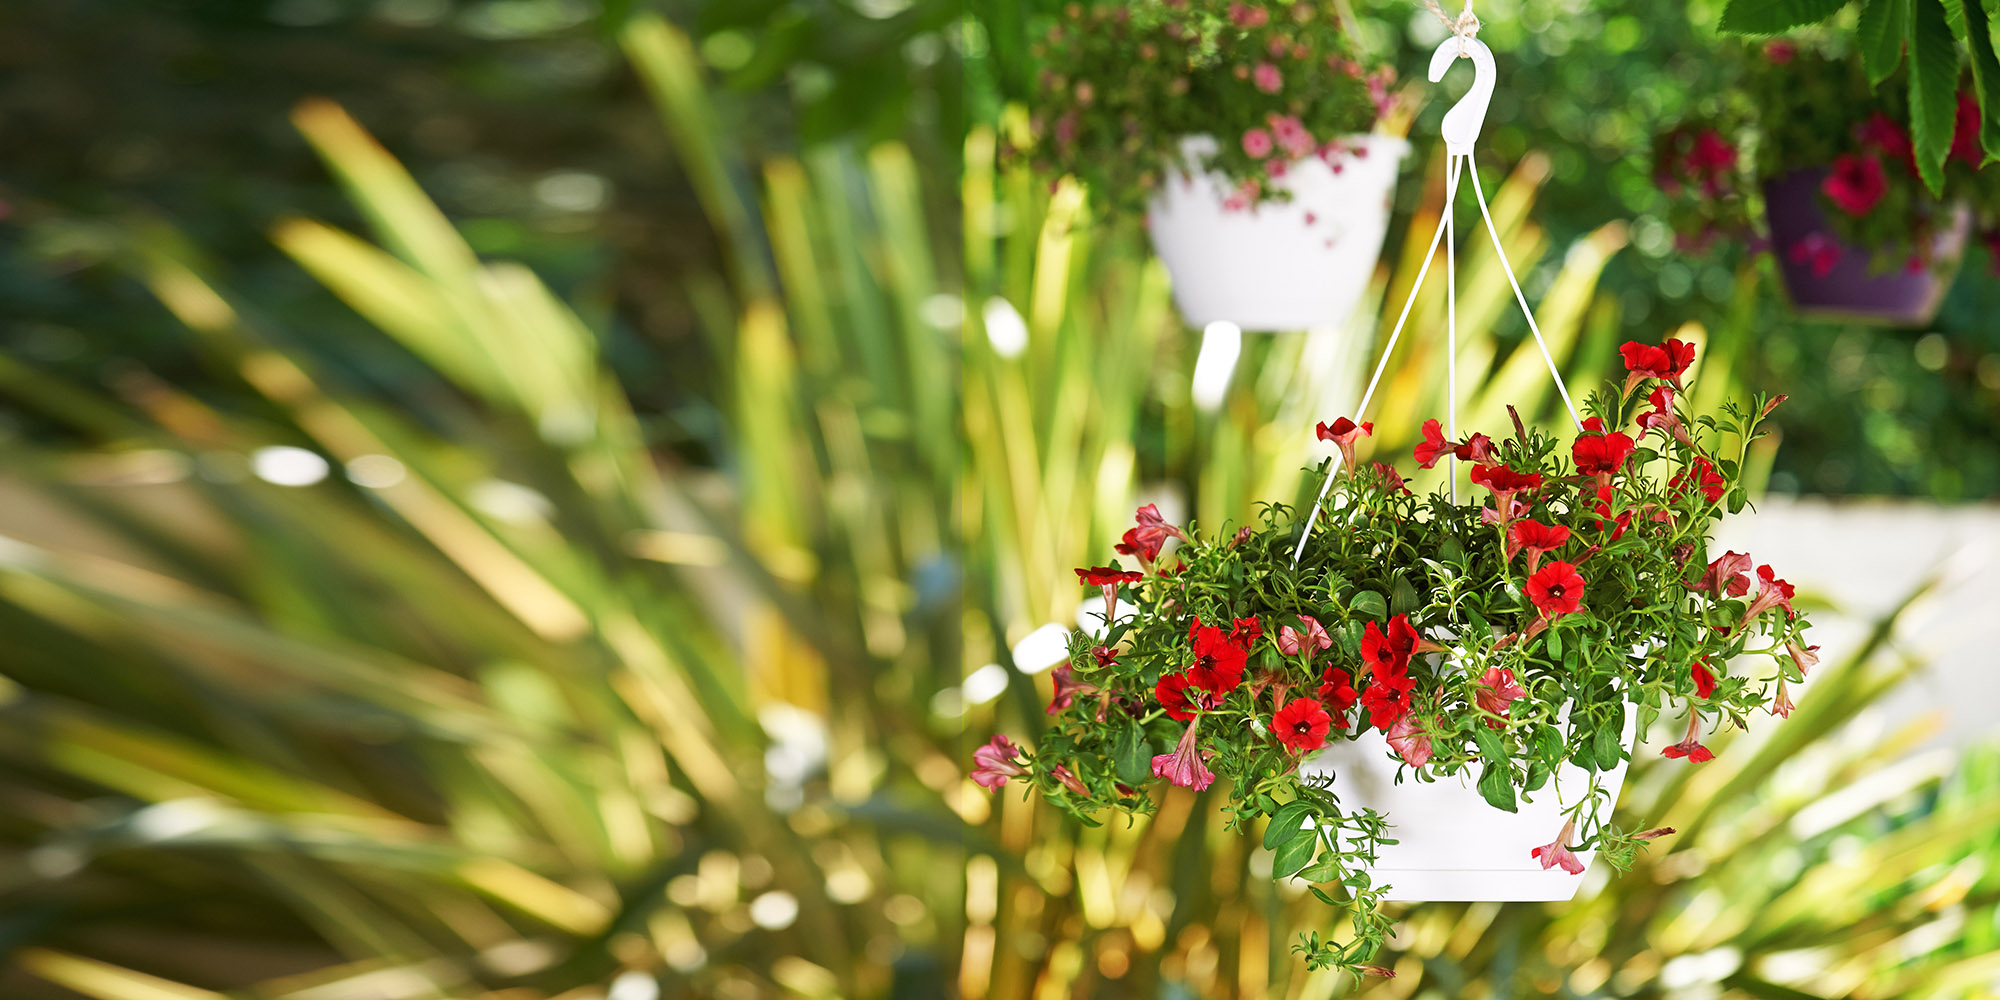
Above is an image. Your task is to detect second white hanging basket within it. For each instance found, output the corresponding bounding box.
[1146,134,1408,332]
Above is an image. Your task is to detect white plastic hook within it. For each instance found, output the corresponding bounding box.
[1428,37,1495,156]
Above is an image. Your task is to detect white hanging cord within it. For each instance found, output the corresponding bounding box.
[1444,153,1459,506]
[1467,152,1584,430]
[1290,157,1465,567]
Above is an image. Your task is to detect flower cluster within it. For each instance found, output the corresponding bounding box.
[972,338,1811,976]
[1655,41,2000,274]
[1025,0,1391,215]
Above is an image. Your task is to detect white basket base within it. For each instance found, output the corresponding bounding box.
[1368,863,1594,902]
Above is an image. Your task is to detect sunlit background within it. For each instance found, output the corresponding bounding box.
[1,1,1997,998]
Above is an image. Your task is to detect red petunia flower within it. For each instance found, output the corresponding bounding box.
[1274,697,1333,753]
[1530,818,1585,874]
[1152,720,1215,790]
[1573,417,1636,482]
[1738,564,1796,625]
[1525,561,1586,618]
[1316,666,1357,727]
[1385,714,1433,766]
[1690,659,1718,700]
[1619,337,1698,393]
[1414,418,1453,469]
[1691,550,1754,598]
[1278,614,1332,658]
[1670,455,1726,505]
[1359,670,1415,730]
[1370,461,1411,495]
[1155,672,1204,722]
[1187,620,1249,696]
[1076,564,1143,626]
[1228,617,1263,648]
[1316,417,1375,474]
[1660,712,1715,762]
[1472,464,1542,529]
[1507,518,1571,574]
[1456,432,1497,464]
[1361,615,1422,677]
[1474,666,1527,722]
[972,734,1029,790]
[1413,418,1496,469]
[1823,153,1886,217]
[1128,500,1184,564]
[1092,645,1117,669]
[1590,483,1633,541]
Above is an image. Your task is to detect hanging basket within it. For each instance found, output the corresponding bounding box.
[1147,134,1409,332]
[1763,166,1969,327]
[1302,699,1637,901]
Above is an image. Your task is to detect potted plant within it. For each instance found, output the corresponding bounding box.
[1027,0,1405,331]
[974,339,1816,977]
[1656,41,2000,324]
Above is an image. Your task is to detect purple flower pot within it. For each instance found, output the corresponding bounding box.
[1762,167,1967,326]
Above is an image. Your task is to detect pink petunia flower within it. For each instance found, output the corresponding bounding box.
[1530,818,1586,874]
[1152,720,1216,790]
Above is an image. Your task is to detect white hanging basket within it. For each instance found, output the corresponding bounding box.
[1299,701,1638,901]
[1146,134,1408,332]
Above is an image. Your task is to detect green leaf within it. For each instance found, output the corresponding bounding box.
[1524,759,1552,792]
[1390,577,1420,617]
[1298,857,1342,883]
[1546,627,1563,659]
[1264,800,1313,850]
[1719,0,1851,33]
[1272,829,1317,878]
[1466,606,1490,637]
[1472,723,1506,763]
[1909,0,1959,194]
[1958,0,2000,160]
[1594,718,1626,771]
[1113,720,1152,785]
[1349,590,1388,621]
[1338,621,1363,659]
[1477,762,1518,812]
[1859,0,1911,84]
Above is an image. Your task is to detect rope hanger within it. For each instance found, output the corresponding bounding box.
[1292,5,1583,567]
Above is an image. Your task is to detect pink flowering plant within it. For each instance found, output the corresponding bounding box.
[1026,0,1392,214]
[1656,41,2000,272]
[974,340,1814,976]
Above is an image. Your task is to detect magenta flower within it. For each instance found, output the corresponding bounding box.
[1152,720,1216,791]
[1530,818,1586,874]
[1268,114,1314,159]
[1242,127,1274,159]
[1253,61,1283,94]
[972,734,1029,790]
[1823,154,1886,216]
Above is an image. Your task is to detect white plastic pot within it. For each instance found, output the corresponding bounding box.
[1146,134,1408,332]
[1299,701,1638,902]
